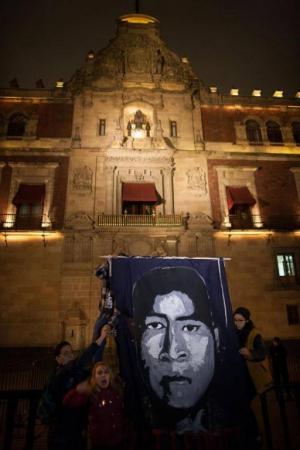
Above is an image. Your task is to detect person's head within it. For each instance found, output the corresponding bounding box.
[233,307,252,331]
[91,362,111,390]
[54,341,75,366]
[133,266,215,410]
[272,336,281,346]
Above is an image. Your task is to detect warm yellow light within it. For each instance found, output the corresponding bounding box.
[273,90,283,98]
[181,57,189,64]
[131,128,145,139]
[1,231,63,243]
[214,230,273,237]
[252,89,261,97]
[56,79,64,88]
[295,92,300,99]
[120,14,157,24]
[230,88,239,96]
[209,86,218,93]
[87,50,95,60]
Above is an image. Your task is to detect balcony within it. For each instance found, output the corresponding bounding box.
[0,214,52,231]
[223,214,300,231]
[97,214,184,227]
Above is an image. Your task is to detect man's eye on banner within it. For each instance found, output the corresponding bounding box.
[132,266,215,431]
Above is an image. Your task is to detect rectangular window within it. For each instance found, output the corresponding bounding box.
[286,304,299,325]
[170,121,177,138]
[99,119,106,136]
[12,184,45,230]
[276,254,296,277]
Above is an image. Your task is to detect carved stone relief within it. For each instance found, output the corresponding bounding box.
[65,211,94,229]
[72,166,93,192]
[134,170,145,182]
[128,49,150,73]
[151,239,167,256]
[128,239,152,256]
[186,167,207,195]
[112,238,129,256]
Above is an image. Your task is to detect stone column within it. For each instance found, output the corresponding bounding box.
[282,126,295,145]
[159,169,166,214]
[163,168,174,214]
[0,163,5,183]
[191,96,204,150]
[105,165,116,214]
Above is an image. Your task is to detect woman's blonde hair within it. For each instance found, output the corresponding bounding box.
[90,362,111,391]
[90,361,124,395]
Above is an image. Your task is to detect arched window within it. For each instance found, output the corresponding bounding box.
[266,120,283,143]
[245,120,262,143]
[292,121,300,144]
[7,113,26,137]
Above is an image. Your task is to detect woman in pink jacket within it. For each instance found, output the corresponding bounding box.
[64,362,125,450]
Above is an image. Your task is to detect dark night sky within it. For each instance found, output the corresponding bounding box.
[1,0,299,97]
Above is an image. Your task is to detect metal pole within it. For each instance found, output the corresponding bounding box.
[260,391,274,450]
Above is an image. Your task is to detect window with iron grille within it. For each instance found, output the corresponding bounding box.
[266,120,283,143]
[245,120,262,143]
[7,113,27,137]
[286,304,299,325]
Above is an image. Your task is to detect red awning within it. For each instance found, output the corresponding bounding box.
[226,186,256,211]
[122,183,158,202]
[13,184,45,205]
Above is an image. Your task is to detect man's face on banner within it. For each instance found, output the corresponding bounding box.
[141,289,214,409]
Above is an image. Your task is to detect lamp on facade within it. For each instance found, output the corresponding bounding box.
[273,90,283,98]
[230,87,239,96]
[209,86,218,93]
[252,89,261,97]
[87,50,95,60]
[56,78,64,88]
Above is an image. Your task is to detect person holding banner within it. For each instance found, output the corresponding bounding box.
[233,306,272,449]
[110,256,253,447]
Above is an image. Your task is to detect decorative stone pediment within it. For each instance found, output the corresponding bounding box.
[67,14,198,94]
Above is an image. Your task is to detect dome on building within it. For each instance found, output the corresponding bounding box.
[68,13,198,93]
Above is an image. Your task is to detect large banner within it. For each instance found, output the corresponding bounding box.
[110,257,248,433]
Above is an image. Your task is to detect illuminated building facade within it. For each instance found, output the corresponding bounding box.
[0,14,299,347]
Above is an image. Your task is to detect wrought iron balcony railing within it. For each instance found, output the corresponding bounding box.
[97,213,183,227]
[0,214,52,231]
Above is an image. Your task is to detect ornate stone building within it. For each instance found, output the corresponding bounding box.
[0,13,299,348]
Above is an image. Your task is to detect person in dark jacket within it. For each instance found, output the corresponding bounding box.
[38,325,110,450]
[269,337,291,399]
[63,361,126,450]
[233,306,272,450]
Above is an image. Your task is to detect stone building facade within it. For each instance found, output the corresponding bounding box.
[0,13,299,348]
